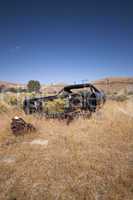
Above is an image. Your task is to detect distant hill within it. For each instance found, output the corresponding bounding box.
[41,77,133,95]
[41,83,66,94]
[92,77,133,94]
[0,81,26,90]
[0,77,133,94]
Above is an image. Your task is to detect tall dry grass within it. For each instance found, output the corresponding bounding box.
[0,100,132,200]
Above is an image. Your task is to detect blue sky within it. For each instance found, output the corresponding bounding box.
[0,1,133,84]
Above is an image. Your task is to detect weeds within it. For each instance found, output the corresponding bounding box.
[0,100,132,200]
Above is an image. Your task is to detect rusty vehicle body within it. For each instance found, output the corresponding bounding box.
[23,83,106,120]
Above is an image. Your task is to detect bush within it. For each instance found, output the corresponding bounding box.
[6,87,28,93]
[27,80,41,93]
[115,95,128,102]
[7,87,18,93]
[1,94,24,108]
[127,91,133,95]
[0,102,8,113]
[44,98,66,113]
[8,96,18,105]
[113,91,118,95]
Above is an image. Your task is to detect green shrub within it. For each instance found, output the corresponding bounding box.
[27,80,41,92]
[115,95,128,102]
[127,91,133,95]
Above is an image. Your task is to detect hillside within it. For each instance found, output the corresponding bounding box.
[0,77,133,94]
[92,77,133,93]
[0,81,25,89]
[41,77,133,94]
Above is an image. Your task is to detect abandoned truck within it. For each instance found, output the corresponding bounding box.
[23,83,106,119]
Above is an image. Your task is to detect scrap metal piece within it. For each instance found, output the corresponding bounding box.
[11,117,36,135]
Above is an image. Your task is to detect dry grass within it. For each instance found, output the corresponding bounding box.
[0,100,132,200]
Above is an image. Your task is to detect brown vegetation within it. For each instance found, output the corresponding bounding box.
[0,100,132,200]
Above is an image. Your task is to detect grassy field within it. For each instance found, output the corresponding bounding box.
[0,100,132,200]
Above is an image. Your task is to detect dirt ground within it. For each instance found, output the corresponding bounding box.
[0,101,132,200]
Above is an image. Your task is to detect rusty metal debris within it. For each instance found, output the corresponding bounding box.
[11,116,36,136]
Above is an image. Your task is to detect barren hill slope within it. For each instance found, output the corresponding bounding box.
[0,81,25,89]
[42,77,133,94]
[0,77,133,94]
[92,77,133,93]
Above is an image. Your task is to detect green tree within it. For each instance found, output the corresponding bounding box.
[27,80,41,92]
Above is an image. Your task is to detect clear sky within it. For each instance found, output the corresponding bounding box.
[0,0,133,84]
